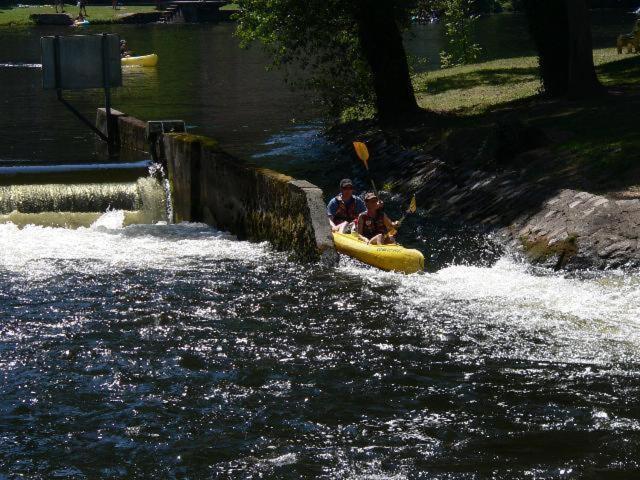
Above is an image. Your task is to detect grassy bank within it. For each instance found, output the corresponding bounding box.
[406,48,640,194]
[413,48,640,114]
[0,5,157,26]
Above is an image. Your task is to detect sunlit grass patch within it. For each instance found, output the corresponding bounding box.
[0,5,157,26]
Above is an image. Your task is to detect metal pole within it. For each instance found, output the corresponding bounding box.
[101,33,115,157]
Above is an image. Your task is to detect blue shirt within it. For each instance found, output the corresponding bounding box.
[327,194,366,219]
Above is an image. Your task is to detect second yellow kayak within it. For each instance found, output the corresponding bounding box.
[333,232,424,274]
[121,54,158,67]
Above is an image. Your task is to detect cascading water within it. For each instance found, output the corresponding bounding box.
[0,172,169,228]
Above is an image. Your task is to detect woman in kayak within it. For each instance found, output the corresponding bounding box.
[357,192,399,245]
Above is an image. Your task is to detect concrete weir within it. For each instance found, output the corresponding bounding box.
[97,109,336,262]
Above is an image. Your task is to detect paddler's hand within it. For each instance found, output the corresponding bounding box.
[392,221,399,228]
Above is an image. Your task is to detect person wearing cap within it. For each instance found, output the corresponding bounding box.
[120,39,131,58]
[327,179,366,233]
[357,192,399,245]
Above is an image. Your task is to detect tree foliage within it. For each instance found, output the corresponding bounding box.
[439,0,483,68]
[236,0,425,122]
[235,0,375,116]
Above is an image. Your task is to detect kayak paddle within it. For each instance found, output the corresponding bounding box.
[388,194,417,237]
[353,141,378,196]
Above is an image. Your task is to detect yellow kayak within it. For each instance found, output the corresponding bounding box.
[333,232,424,274]
[121,54,158,67]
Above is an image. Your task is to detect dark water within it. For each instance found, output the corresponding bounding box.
[0,23,319,167]
[2,12,640,480]
[1,219,639,478]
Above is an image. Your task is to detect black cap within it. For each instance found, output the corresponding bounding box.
[340,179,353,188]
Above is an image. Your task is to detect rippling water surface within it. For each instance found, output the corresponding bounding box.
[2,215,639,479]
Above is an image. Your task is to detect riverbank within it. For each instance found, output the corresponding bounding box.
[0,3,239,25]
[334,48,640,270]
[0,5,156,25]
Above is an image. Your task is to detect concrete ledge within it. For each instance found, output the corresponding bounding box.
[96,108,148,152]
[164,133,335,261]
[95,108,335,262]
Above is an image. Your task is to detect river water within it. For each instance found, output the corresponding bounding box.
[2,12,640,479]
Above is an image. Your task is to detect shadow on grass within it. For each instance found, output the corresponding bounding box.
[598,54,640,86]
[416,66,539,94]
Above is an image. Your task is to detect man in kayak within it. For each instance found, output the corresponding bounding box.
[327,178,366,233]
[357,192,399,245]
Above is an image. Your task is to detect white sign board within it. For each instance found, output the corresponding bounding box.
[41,34,122,90]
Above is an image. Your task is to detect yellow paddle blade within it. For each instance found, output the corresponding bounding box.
[407,195,417,214]
[353,141,370,169]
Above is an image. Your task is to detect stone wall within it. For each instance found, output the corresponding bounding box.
[96,109,335,262]
[162,134,335,261]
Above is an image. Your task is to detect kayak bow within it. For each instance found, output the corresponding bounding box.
[332,232,424,274]
[121,54,158,67]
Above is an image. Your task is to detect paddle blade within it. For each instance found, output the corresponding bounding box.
[353,141,370,169]
[407,195,417,214]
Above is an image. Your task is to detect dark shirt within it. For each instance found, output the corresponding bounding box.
[327,194,366,220]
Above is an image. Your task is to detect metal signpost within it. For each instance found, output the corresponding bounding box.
[41,33,122,155]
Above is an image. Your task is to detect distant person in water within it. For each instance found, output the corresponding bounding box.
[120,39,131,58]
[327,179,366,234]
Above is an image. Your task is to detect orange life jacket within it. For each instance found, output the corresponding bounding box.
[333,195,359,224]
[359,210,387,238]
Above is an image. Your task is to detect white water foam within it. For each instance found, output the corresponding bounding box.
[340,257,640,363]
[0,213,273,280]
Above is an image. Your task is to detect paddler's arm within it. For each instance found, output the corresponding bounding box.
[383,214,399,231]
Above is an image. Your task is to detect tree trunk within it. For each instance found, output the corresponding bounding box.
[525,0,602,98]
[566,0,603,98]
[524,0,570,96]
[354,1,419,123]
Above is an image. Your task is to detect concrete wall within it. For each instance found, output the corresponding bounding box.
[96,109,335,262]
[97,108,147,152]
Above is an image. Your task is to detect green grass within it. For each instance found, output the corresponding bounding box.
[220,3,240,11]
[0,5,157,26]
[412,48,640,115]
[409,48,640,192]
